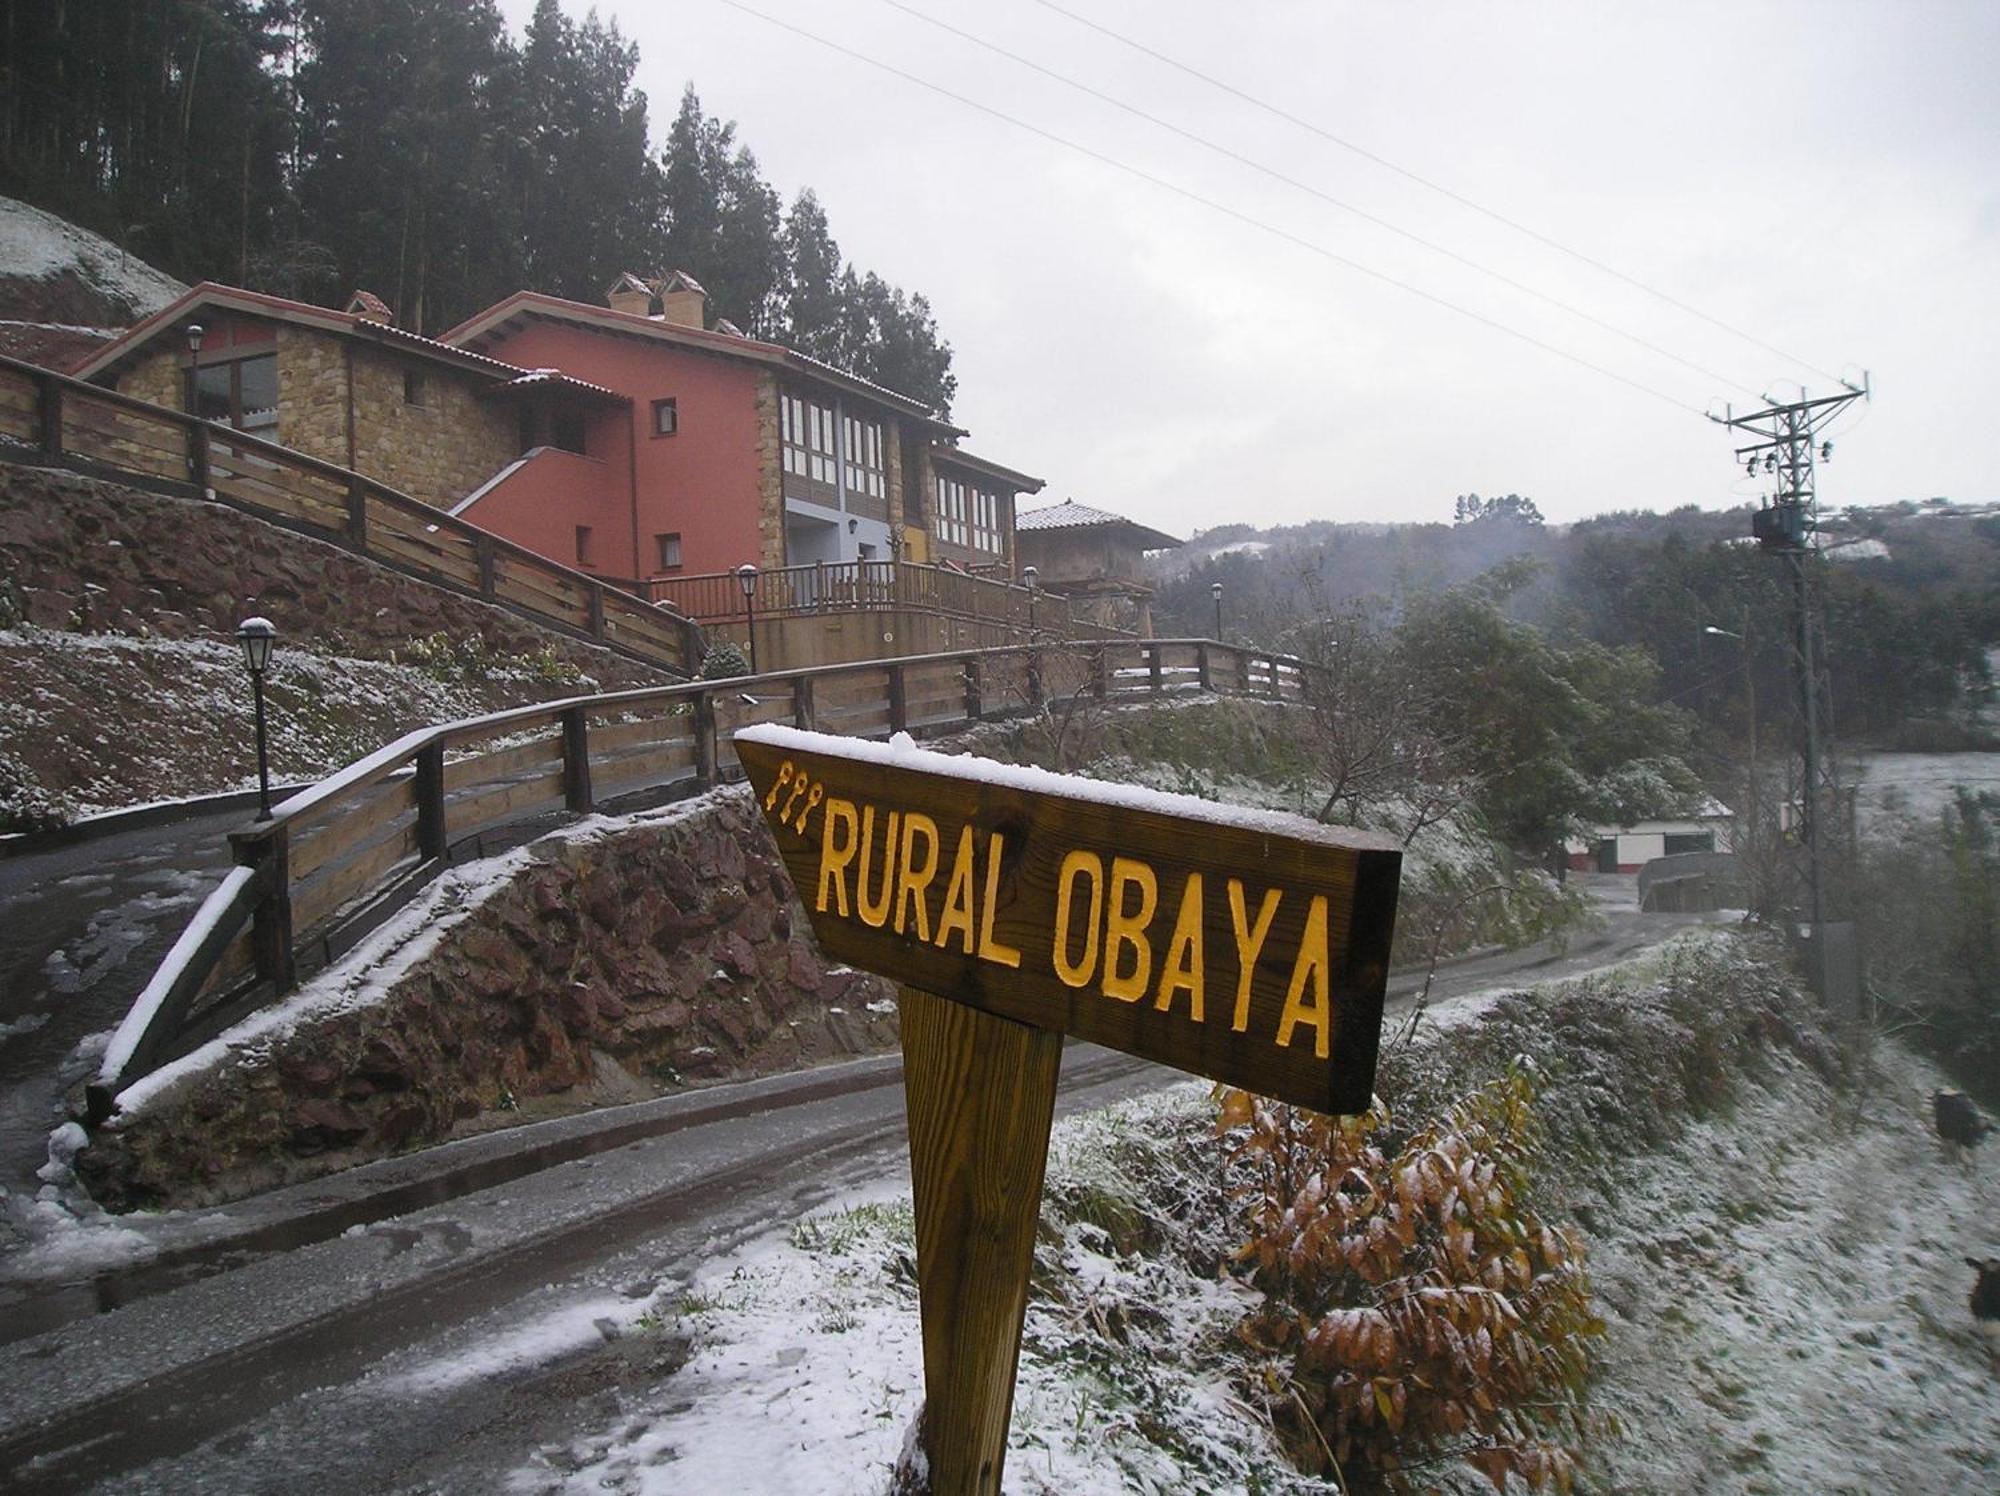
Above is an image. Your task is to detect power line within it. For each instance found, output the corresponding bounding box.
[1030,0,1845,387]
[876,0,1760,397]
[715,0,1708,418]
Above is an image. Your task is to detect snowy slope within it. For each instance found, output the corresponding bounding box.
[0,194,185,327]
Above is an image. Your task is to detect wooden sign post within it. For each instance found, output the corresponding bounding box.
[736,726,1401,1494]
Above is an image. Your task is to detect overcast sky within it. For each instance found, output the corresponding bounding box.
[498,0,1999,536]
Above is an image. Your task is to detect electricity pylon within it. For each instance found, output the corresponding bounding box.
[1710,375,1868,995]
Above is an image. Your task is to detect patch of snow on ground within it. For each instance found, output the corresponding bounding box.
[1584,1038,2000,1493]
[1855,751,2000,835]
[0,194,185,314]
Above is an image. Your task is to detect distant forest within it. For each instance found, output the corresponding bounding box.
[1154,496,2000,751]
[0,0,956,412]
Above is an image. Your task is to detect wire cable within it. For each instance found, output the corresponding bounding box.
[877,0,1760,397]
[716,0,1709,418]
[1030,0,1845,386]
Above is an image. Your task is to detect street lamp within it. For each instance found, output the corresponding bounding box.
[736,563,760,676]
[236,615,277,820]
[1703,618,1758,911]
[1210,580,1223,641]
[1022,564,1038,638]
[184,323,205,417]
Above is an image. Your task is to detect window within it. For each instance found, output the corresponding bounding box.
[655,531,683,570]
[937,474,969,548]
[936,474,1006,554]
[781,388,837,501]
[189,352,278,434]
[403,369,428,407]
[652,398,678,437]
[841,413,886,501]
[574,525,594,567]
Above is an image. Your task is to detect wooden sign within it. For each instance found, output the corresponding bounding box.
[734,724,1402,1496]
[736,725,1401,1113]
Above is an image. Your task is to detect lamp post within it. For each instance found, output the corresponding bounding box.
[736,563,760,676]
[236,616,277,820]
[1022,564,1038,639]
[184,322,205,416]
[1210,580,1223,642]
[1703,617,1758,911]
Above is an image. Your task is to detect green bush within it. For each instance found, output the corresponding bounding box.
[698,640,751,680]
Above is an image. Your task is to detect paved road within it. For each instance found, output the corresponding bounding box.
[0,876,1721,1492]
[0,810,246,1198]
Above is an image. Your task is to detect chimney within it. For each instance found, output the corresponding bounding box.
[606,272,653,317]
[345,290,394,326]
[659,270,707,330]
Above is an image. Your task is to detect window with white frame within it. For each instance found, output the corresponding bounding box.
[937,473,1005,554]
[937,473,969,548]
[781,389,837,496]
[841,412,886,501]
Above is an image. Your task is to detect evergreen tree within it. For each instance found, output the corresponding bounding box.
[659,87,781,334]
[780,189,846,364]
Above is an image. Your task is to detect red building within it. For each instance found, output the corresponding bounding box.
[76,273,1044,596]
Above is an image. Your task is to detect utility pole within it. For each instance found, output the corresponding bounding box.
[1710,375,1868,1004]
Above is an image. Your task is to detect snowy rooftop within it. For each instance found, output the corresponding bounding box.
[1015,500,1182,549]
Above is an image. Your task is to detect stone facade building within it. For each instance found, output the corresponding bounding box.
[1014,499,1183,636]
[75,276,1046,600]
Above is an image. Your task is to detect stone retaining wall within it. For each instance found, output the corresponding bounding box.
[79,790,900,1210]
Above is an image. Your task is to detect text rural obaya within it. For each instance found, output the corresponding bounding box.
[764,758,1345,1059]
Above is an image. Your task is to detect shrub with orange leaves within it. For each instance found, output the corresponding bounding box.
[1217,1066,1602,1493]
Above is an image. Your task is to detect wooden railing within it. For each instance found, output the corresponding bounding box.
[87,637,1310,1117]
[0,354,703,675]
[645,559,1131,641]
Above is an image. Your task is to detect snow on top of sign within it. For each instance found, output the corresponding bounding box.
[735,726,1401,851]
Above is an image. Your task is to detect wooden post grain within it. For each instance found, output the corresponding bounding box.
[898,986,1063,1496]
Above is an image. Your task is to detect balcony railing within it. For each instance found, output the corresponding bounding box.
[643,560,1129,641]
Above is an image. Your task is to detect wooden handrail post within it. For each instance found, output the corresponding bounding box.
[188,420,211,495]
[888,663,908,734]
[1237,647,1252,695]
[1197,643,1213,693]
[588,582,607,639]
[1147,643,1163,696]
[963,655,984,721]
[793,674,817,731]
[1092,645,1110,700]
[692,691,717,788]
[239,830,297,993]
[561,706,593,813]
[1268,654,1283,699]
[414,743,448,861]
[346,475,367,547]
[475,535,498,599]
[37,371,62,462]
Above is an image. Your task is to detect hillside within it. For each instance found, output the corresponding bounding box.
[0,463,670,831]
[0,194,182,369]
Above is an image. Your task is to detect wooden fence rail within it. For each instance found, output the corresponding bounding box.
[0,354,704,675]
[86,637,1314,1118]
[645,558,1128,642]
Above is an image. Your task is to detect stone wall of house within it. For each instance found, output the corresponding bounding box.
[753,371,785,569]
[117,346,181,411]
[279,331,517,509]
[886,415,909,556]
[76,790,902,1210]
[107,328,518,512]
[343,337,517,508]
